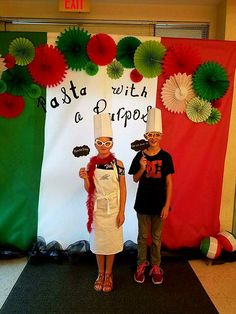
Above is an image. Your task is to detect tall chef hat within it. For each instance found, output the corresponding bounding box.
[94,113,113,139]
[146,108,162,133]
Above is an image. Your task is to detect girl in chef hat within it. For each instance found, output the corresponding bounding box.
[79,112,126,293]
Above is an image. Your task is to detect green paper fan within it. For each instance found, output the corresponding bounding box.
[193,61,229,101]
[205,107,221,125]
[1,65,32,96]
[56,27,91,71]
[116,36,141,68]
[134,40,166,78]
[27,84,41,98]
[107,60,124,79]
[9,37,35,66]
[0,80,7,93]
[186,97,212,123]
[85,61,99,76]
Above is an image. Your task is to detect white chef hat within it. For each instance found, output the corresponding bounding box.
[93,113,113,139]
[146,107,162,133]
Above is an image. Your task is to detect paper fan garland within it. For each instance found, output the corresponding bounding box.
[192,61,229,101]
[205,107,221,125]
[134,40,166,78]
[85,61,99,76]
[107,60,124,79]
[116,36,141,68]
[28,44,68,88]
[9,37,35,66]
[56,27,91,71]
[161,73,196,113]
[186,97,212,123]
[1,65,33,96]
[0,93,25,118]
[87,33,116,66]
[130,69,143,83]
[163,44,201,78]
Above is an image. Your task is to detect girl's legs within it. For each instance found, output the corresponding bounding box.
[96,254,105,273]
[94,254,105,291]
[103,254,115,292]
[105,254,115,273]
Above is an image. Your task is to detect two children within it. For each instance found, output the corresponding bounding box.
[79,108,174,291]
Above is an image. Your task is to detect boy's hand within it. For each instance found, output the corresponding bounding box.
[79,167,88,180]
[140,156,147,170]
[160,206,169,220]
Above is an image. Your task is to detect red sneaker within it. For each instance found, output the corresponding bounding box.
[149,265,164,284]
[134,261,149,283]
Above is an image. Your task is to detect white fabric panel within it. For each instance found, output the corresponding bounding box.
[38,33,160,248]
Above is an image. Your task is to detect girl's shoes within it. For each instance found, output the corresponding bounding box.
[102,273,113,292]
[94,272,104,291]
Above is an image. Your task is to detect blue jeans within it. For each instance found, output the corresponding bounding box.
[137,213,163,266]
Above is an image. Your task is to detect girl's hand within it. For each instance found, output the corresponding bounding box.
[116,211,125,228]
[79,167,88,180]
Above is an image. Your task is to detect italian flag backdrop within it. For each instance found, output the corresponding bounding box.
[0,30,236,251]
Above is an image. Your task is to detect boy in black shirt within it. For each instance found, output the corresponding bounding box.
[129,108,174,285]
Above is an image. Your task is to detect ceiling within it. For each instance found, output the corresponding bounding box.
[96,0,222,4]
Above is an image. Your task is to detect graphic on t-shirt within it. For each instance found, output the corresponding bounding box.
[146,160,162,178]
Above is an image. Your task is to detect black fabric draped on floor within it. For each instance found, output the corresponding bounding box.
[1,249,219,314]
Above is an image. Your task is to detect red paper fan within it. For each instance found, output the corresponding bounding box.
[130,69,143,83]
[28,44,68,87]
[211,99,222,108]
[86,33,116,66]
[0,93,25,118]
[4,54,16,69]
[163,44,201,78]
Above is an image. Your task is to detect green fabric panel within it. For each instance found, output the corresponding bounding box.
[0,32,47,250]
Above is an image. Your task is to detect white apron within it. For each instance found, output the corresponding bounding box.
[90,162,123,255]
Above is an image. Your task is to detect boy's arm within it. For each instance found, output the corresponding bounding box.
[133,156,147,182]
[160,174,172,219]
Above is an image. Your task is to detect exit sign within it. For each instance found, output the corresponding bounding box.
[59,0,90,13]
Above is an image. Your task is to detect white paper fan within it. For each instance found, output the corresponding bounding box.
[161,73,196,113]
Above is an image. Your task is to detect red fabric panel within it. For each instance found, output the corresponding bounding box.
[157,37,236,249]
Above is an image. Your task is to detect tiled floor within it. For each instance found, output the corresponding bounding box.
[0,258,235,313]
[189,259,236,314]
[0,257,27,308]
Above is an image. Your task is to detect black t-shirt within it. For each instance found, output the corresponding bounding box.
[128,149,174,215]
